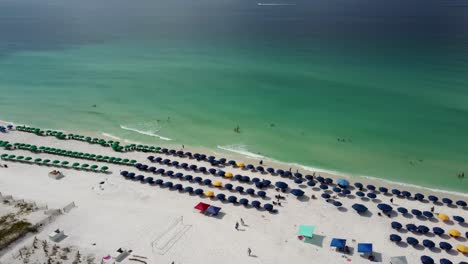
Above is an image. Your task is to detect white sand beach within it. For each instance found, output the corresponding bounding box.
[0,124,467,264]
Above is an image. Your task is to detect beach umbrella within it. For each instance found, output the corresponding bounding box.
[377,203,393,212]
[184,175,193,181]
[391,221,402,230]
[189,164,197,170]
[284,171,292,177]
[294,178,303,184]
[432,227,444,236]
[263,203,274,211]
[208,156,215,161]
[240,176,250,183]
[456,244,468,253]
[401,191,411,198]
[342,189,351,195]
[420,256,434,264]
[216,193,226,200]
[366,184,375,191]
[455,200,467,207]
[294,172,302,178]
[165,170,174,176]
[209,168,217,174]
[321,193,331,199]
[418,225,430,233]
[442,198,453,205]
[227,196,237,203]
[34,158,42,163]
[307,181,316,187]
[17,156,25,160]
[422,211,433,218]
[213,181,222,187]
[43,159,51,164]
[275,181,288,189]
[246,164,254,170]
[193,177,202,183]
[428,195,438,202]
[415,193,424,201]
[204,190,215,197]
[352,204,368,213]
[333,187,342,193]
[234,174,242,181]
[135,175,144,181]
[324,178,333,184]
[397,207,408,214]
[255,182,265,189]
[0,154,8,159]
[262,179,271,187]
[148,167,156,172]
[257,191,266,198]
[246,188,255,195]
[448,229,461,237]
[354,182,363,189]
[291,189,305,197]
[174,173,183,178]
[199,167,207,173]
[422,239,435,249]
[147,156,154,161]
[406,224,417,231]
[356,191,365,197]
[8,155,16,159]
[256,166,264,172]
[203,179,212,185]
[239,198,249,205]
[337,179,349,188]
[24,157,32,161]
[367,193,377,199]
[333,201,342,207]
[194,189,204,195]
[235,186,244,193]
[439,242,452,251]
[438,213,449,221]
[184,186,193,193]
[392,189,401,196]
[411,209,422,217]
[276,169,284,175]
[224,183,233,190]
[439,258,453,264]
[228,160,236,166]
[224,172,233,178]
[266,167,274,174]
[90,165,98,170]
[406,237,419,246]
[453,215,464,223]
[317,176,325,183]
[378,187,388,193]
[305,175,313,181]
[236,162,245,168]
[251,200,261,208]
[144,177,154,184]
[171,161,179,166]
[319,184,328,190]
[252,177,260,183]
[389,234,402,242]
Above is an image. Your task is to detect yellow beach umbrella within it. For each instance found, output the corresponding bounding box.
[224,172,233,178]
[448,229,461,237]
[236,162,245,167]
[205,190,215,197]
[438,213,449,221]
[457,244,468,253]
[213,181,222,187]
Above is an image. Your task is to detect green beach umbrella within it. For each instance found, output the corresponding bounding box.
[81,164,89,169]
[85,137,92,142]
[122,158,129,163]
[52,160,60,165]
[16,156,24,160]
[103,156,109,160]
[90,165,98,170]
[61,161,69,166]
[100,166,109,172]
[1,154,8,159]
[8,155,16,159]
[43,159,51,164]
[129,160,136,164]
[72,162,80,167]
[34,158,42,163]
[25,157,32,161]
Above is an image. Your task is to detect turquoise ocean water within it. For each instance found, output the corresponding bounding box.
[0,0,467,192]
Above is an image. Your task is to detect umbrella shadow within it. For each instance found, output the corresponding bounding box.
[398,229,408,234]
[445,220,455,226]
[429,247,441,253]
[447,249,459,256]
[372,199,382,203]
[434,201,443,206]
[413,245,425,251]
[403,214,414,219]
[298,196,310,202]
[248,254,258,258]
[347,195,356,200]
[459,222,468,228]
[428,218,438,223]
[212,212,226,220]
[455,237,467,242]
[447,204,457,209]
[398,242,409,248]
[338,207,348,213]
[440,234,450,240]
[305,234,325,247]
[361,211,373,218]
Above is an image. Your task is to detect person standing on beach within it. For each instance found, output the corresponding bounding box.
[235,222,239,230]
[247,248,252,256]
[240,218,245,226]
[390,198,393,204]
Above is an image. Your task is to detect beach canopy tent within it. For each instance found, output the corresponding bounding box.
[194,202,210,212]
[297,225,315,242]
[330,238,346,250]
[438,213,450,221]
[337,179,349,188]
[357,243,372,254]
[390,256,408,264]
[420,256,434,264]
[439,242,452,251]
[352,204,368,214]
[205,205,221,216]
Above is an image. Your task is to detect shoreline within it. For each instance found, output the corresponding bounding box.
[1,118,467,199]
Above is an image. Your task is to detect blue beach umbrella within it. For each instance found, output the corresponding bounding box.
[181,163,188,168]
[203,179,212,185]
[432,227,444,235]
[333,201,342,207]
[252,178,260,183]
[234,174,242,181]
[378,187,388,193]
[367,193,377,199]
[321,193,331,199]
[228,160,236,166]
[305,175,313,180]
[276,169,284,175]
[235,186,244,193]
[392,189,401,196]
[414,193,424,201]
[165,170,174,176]
[246,164,254,170]
[257,191,266,198]
[456,200,467,207]
[366,184,376,191]
[342,189,351,195]
[294,172,302,178]
[224,183,233,190]
[418,225,429,233]
[155,157,163,162]
[239,198,249,205]
[439,242,452,251]
[317,176,325,183]
[307,181,316,187]
[246,188,255,195]
[319,184,328,190]
[377,203,393,212]
[251,200,261,208]
[148,167,156,172]
[209,168,217,174]
[352,203,368,213]
[135,175,144,181]
[411,209,422,217]
[397,207,408,214]
[453,215,464,223]
[175,173,183,178]
[294,178,303,184]
[333,187,342,193]
[194,189,204,195]
[155,179,164,185]
[354,182,363,188]
[263,203,274,211]
[420,256,434,264]
[121,171,128,176]
[228,196,237,203]
[216,193,226,200]
[255,182,265,189]
[401,191,411,197]
[163,182,173,188]
[428,195,438,202]
[199,167,207,173]
[194,177,202,183]
[184,175,193,181]
[266,167,275,174]
[422,239,435,248]
[173,184,183,190]
[337,179,349,188]
[241,176,250,182]
[422,211,433,218]
[442,198,452,205]
[406,237,419,246]
[284,171,292,177]
[439,259,453,264]
[291,189,305,197]
[262,180,271,187]
[356,191,365,197]
[389,234,401,242]
[275,181,288,189]
[171,161,179,166]
[406,224,417,231]
[324,178,333,184]
[189,164,197,171]
[391,221,402,230]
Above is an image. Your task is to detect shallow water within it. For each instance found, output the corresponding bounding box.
[0,0,467,192]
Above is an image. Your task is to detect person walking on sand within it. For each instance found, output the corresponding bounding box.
[247,248,252,256]
[240,218,245,226]
[390,198,394,204]
[235,222,239,230]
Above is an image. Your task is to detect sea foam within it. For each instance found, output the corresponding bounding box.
[120,125,172,141]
